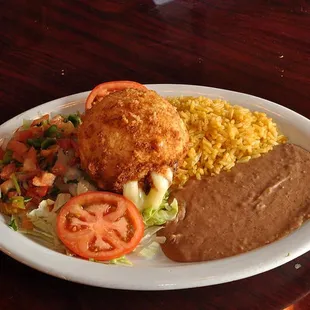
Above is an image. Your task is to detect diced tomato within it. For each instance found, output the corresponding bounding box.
[0,163,17,180]
[57,139,72,150]
[32,172,56,187]
[8,140,28,163]
[31,114,49,127]
[7,140,28,156]
[13,129,34,143]
[51,162,67,176]
[26,185,49,199]
[23,147,37,172]
[12,152,24,163]
[57,192,144,260]
[30,126,44,138]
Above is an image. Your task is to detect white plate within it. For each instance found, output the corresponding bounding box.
[0,84,309,290]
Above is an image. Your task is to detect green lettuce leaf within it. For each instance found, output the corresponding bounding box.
[142,193,178,227]
[88,256,133,266]
[8,215,18,231]
[109,256,133,266]
[137,242,160,258]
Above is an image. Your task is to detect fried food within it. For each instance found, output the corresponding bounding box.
[78,88,189,192]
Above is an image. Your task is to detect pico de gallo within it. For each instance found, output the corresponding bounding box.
[0,112,178,265]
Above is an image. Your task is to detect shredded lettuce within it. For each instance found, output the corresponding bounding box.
[88,255,133,266]
[27,199,57,236]
[8,215,18,231]
[109,256,133,266]
[26,199,66,249]
[142,194,178,227]
[134,226,166,258]
[137,242,160,258]
[20,228,65,252]
[135,226,164,249]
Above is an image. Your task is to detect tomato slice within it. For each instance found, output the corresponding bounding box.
[57,191,144,261]
[85,81,147,110]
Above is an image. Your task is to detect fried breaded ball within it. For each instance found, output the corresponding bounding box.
[77,88,189,192]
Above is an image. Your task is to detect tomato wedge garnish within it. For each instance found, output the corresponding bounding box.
[57,191,144,261]
[85,81,147,110]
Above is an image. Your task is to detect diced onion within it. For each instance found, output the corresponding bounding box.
[53,193,71,212]
[76,179,96,195]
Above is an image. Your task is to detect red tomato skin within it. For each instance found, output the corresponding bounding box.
[57,191,144,261]
[7,140,28,155]
[12,152,24,163]
[85,81,147,110]
[0,163,17,180]
[13,130,33,143]
[26,185,49,200]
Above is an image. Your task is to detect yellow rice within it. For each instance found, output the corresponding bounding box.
[167,96,287,187]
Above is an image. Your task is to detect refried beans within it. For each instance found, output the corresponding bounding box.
[159,144,310,262]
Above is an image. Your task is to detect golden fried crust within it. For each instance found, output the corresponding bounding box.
[78,89,189,192]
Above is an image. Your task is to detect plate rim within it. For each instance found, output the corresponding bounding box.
[0,84,309,290]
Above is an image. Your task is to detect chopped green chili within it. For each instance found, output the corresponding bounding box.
[11,173,21,195]
[41,138,56,150]
[68,114,82,127]
[44,125,58,137]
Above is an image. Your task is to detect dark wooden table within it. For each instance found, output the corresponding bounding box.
[1,1,310,309]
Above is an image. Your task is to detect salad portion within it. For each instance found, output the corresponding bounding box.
[0,112,177,265]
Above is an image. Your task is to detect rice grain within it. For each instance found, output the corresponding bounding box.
[167,96,287,187]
